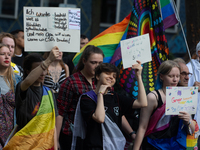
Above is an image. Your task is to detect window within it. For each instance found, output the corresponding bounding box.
[0,0,18,19]
[100,0,121,28]
[41,0,67,7]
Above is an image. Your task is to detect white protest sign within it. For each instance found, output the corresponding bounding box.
[165,86,198,115]
[24,7,80,52]
[120,33,152,69]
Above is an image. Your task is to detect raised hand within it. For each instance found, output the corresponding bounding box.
[132,60,143,77]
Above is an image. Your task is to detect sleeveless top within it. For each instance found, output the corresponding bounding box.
[43,69,66,93]
[151,90,163,115]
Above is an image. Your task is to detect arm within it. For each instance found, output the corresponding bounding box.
[178,111,195,134]
[133,93,157,150]
[131,60,147,108]
[20,46,59,91]
[121,115,136,140]
[65,64,69,77]
[92,85,110,123]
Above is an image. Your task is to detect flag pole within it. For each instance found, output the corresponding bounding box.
[171,0,197,81]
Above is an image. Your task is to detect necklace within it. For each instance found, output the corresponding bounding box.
[162,88,166,95]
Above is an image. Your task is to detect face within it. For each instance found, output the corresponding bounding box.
[16,31,24,49]
[178,63,190,86]
[97,72,116,87]
[0,46,11,68]
[160,67,180,87]
[56,51,63,60]
[2,37,15,57]
[83,53,104,77]
[30,62,47,86]
[80,38,89,49]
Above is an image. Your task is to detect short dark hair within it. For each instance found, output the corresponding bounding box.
[81,34,88,39]
[95,63,119,84]
[10,29,24,38]
[23,53,44,80]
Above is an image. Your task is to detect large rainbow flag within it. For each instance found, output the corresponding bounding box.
[3,86,55,150]
[73,13,131,65]
[73,0,169,97]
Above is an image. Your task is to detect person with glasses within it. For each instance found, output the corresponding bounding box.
[174,58,193,86]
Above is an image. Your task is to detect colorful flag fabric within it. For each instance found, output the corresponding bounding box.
[3,86,55,150]
[117,0,169,97]
[159,0,178,29]
[72,13,131,66]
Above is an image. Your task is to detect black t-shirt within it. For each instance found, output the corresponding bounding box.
[15,81,58,129]
[80,92,135,149]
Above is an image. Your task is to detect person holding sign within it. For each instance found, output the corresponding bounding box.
[71,62,147,150]
[4,47,60,149]
[43,51,69,99]
[0,43,21,149]
[133,60,195,150]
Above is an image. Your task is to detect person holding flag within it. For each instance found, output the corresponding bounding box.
[4,46,59,150]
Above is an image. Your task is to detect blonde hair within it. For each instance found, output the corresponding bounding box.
[157,60,180,76]
[0,43,16,92]
[43,52,68,78]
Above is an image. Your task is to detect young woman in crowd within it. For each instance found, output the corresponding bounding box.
[56,45,104,150]
[0,32,23,76]
[43,51,69,99]
[4,46,60,149]
[133,60,195,150]
[71,62,147,150]
[0,43,21,149]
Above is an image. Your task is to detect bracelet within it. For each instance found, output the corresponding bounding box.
[187,120,191,126]
[42,61,48,69]
[129,131,136,137]
[98,91,104,95]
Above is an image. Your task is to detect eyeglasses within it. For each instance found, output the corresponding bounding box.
[180,72,193,78]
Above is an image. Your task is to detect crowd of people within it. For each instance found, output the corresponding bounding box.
[0,29,200,150]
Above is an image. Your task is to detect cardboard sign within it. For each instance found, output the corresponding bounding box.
[120,33,152,69]
[24,7,80,52]
[165,86,198,115]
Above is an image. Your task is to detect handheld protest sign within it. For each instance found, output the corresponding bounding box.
[165,86,198,115]
[120,33,152,69]
[24,7,80,52]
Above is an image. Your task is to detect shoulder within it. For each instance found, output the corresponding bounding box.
[147,91,158,106]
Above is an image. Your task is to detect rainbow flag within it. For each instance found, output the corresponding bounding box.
[115,0,169,97]
[73,13,131,66]
[159,0,178,29]
[3,86,55,150]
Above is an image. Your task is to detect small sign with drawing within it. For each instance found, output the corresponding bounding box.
[120,33,152,69]
[165,86,198,115]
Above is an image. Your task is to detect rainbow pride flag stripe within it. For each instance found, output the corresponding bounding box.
[3,86,55,150]
[73,13,131,66]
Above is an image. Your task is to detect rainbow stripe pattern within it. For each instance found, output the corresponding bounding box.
[73,0,169,97]
[159,0,178,29]
[118,0,169,97]
[73,13,131,66]
[3,86,55,150]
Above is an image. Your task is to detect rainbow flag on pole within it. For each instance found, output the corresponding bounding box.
[159,0,178,29]
[3,86,55,150]
[73,13,131,66]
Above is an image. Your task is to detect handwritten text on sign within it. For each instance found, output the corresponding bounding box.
[165,86,198,115]
[24,7,80,52]
[120,33,152,69]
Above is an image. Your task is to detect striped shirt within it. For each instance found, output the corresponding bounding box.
[43,69,66,93]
